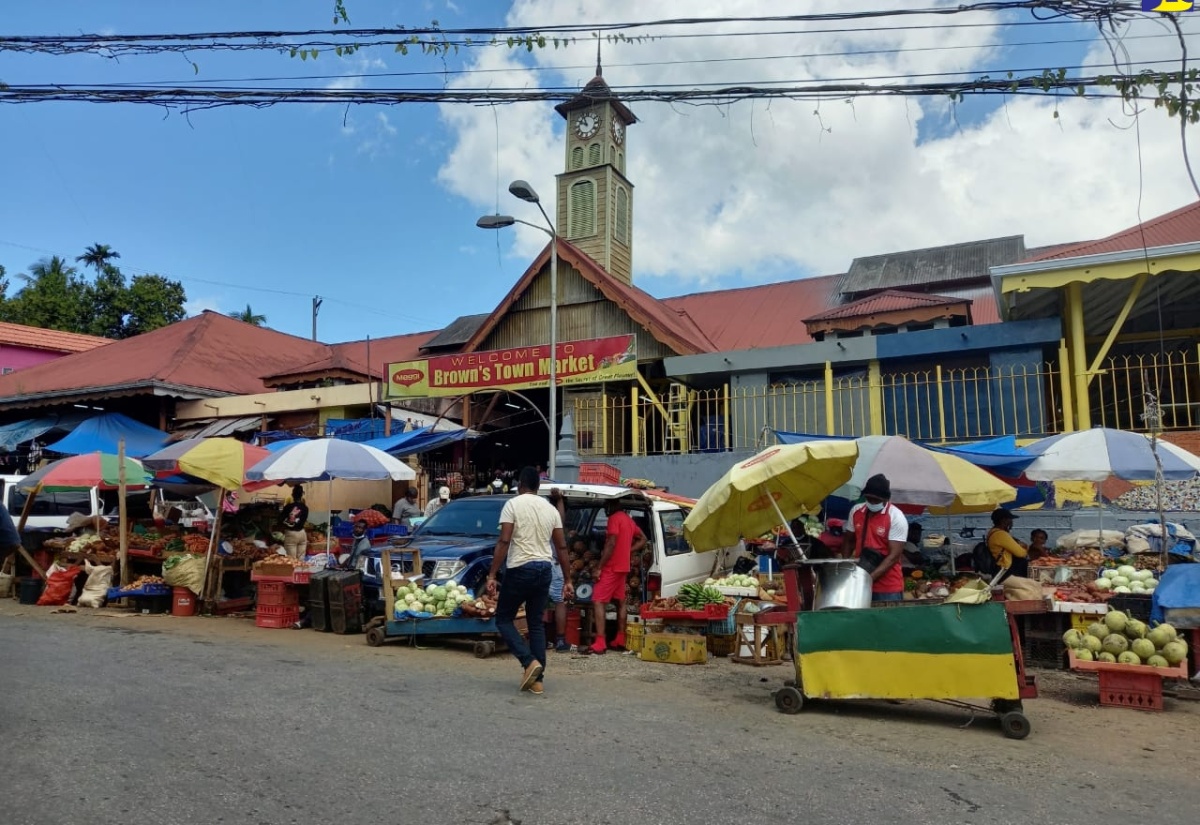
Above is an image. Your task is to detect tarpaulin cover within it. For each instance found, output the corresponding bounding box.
[0,418,59,451]
[45,413,170,458]
[920,435,1036,477]
[364,427,473,457]
[1150,564,1200,623]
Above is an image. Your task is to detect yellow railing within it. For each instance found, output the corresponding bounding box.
[1091,349,1200,432]
[571,351,1199,457]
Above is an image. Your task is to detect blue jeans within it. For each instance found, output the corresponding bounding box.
[872,591,903,603]
[495,561,551,680]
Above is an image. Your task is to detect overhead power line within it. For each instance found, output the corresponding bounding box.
[0,70,1170,110]
[0,2,1142,57]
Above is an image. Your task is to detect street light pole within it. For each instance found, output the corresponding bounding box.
[477,179,559,478]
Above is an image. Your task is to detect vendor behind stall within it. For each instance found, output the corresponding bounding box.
[280,486,309,559]
[844,474,908,603]
[986,508,1028,580]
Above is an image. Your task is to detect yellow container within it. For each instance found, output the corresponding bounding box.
[639,632,708,665]
[1071,613,1096,631]
[625,622,645,654]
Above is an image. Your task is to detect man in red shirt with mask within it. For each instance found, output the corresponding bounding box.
[843,473,908,603]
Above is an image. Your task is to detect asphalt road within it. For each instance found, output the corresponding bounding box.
[1,611,1195,825]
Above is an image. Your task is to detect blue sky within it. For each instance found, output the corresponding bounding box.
[2,2,1196,346]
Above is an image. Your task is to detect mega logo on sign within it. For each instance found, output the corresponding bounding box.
[386,335,638,398]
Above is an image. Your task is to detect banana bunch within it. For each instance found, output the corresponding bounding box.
[678,583,725,609]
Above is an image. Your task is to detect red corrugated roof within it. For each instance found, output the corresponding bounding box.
[0,311,331,404]
[1026,200,1200,261]
[803,289,968,322]
[660,275,842,350]
[462,240,715,356]
[0,322,111,354]
[265,330,439,382]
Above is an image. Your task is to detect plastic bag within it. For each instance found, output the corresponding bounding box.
[162,554,206,595]
[943,579,991,605]
[37,564,81,606]
[77,560,115,608]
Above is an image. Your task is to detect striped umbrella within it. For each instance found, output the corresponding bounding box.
[17,452,151,492]
[1024,427,1200,481]
[246,438,415,482]
[144,437,272,491]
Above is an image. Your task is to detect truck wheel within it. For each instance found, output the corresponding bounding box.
[365,627,387,647]
[473,640,496,658]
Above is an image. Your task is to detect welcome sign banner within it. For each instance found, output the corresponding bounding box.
[386,334,638,398]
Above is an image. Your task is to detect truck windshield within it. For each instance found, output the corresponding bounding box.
[415,497,506,538]
[7,487,91,517]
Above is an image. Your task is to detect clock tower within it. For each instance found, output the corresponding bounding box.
[554,56,637,285]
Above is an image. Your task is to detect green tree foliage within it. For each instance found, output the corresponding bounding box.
[230,304,267,327]
[0,247,187,339]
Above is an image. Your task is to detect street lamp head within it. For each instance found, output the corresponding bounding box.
[508,180,540,204]
[476,214,516,229]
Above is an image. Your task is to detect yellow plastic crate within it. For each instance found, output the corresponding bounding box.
[1071,613,1097,631]
[625,622,645,654]
[639,632,708,665]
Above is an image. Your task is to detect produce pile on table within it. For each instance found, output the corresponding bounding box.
[1091,565,1158,595]
[224,539,276,560]
[252,556,308,570]
[643,593,737,613]
[1031,547,1107,567]
[1064,611,1189,667]
[708,574,759,589]
[1050,583,1109,604]
[127,575,166,590]
[350,508,390,528]
[393,581,495,618]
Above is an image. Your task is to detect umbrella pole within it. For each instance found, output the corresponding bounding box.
[118,441,130,587]
[946,514,955,576]
[327,484,333,566]
[200,488,225,608]
[763,485,806,560]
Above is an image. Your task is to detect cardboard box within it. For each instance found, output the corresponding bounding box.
[639,632,708,665]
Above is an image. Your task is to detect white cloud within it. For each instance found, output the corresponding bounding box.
[185,295,225,316]
[436,1,1200,285]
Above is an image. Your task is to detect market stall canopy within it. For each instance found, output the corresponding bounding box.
[777,432,1016,513]
[17,452,152,491]
[143,437,273,491]
[44,412,170,458]
[920,435,1036,478]
[1023,427,1200,482]
[246,437,416,482]
[0,414,90,451]
[683,440,859,551]
[363,426,475,457]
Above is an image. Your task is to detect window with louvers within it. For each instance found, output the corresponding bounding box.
[571,146,584,169]
[569,179,596,236]
[588,142,602,166]
[615,187,629,244]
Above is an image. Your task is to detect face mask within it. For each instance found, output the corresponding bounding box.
[865,501,885,513]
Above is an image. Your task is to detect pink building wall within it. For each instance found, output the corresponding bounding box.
[0,345,66,374]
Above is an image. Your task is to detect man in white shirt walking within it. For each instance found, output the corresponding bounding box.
[486,467,574,696]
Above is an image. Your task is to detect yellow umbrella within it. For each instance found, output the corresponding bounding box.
[683,440,860,552]
[143,437,272,491]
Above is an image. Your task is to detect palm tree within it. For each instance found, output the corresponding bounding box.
[231,304,267,326]
[76,243,121,275]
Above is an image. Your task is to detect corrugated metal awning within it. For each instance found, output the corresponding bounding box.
[173,415,262,441]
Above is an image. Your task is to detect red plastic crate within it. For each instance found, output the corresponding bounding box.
[255,611,300,629]
[251,570,311,584]
[258,588,300,607]
[1097,668,1165,711]
[256,603,301,618]
[579,462,621,485]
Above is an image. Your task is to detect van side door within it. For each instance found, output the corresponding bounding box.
[655,507,715,595]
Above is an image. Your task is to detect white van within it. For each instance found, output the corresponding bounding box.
[547,483,738,598]
[2,475,207,531]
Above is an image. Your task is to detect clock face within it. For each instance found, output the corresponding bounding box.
[574,112,600,139]
[611,118,625,145]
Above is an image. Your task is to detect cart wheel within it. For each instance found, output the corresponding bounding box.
[990,698,1022,715]
[365,616,386,632]
[365,627,387,648]
[473,641,496,659]
[774,686,804,715]
[999,711,1031,740]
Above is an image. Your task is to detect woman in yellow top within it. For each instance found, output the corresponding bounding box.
[986,508,1029,580]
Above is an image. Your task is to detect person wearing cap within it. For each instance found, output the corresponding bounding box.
[424,486,451,519]
[987,508,1029,580]
[392,487,422,527]
[843,474,908,603]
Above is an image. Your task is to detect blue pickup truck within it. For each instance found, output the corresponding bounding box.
[355,483,736,615]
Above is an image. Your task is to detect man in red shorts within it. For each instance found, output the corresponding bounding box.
[588,499,646,654]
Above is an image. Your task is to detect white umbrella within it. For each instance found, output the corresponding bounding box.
[246,438,416,559]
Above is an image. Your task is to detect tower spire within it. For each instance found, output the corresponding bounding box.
[595,33,602,77]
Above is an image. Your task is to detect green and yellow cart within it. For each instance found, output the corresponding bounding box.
[774,600,1040,739]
